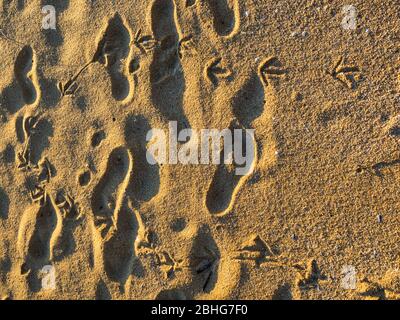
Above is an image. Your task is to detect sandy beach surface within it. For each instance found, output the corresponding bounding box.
[0,0,400,300]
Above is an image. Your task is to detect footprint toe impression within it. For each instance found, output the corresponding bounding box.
[93,13,131,101]
[200,0,239,37]
[14,45,38,105]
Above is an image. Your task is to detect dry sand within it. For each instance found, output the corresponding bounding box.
[0,0,399,300]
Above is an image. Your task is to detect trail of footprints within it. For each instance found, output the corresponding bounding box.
[2,0,372,299]
[8,0,281,296]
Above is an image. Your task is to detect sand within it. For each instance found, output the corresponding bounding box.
[0,0,399,300]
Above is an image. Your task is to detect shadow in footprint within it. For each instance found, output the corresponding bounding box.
[17,0,25,10]
[0,187,9,219]
[93,13,131,101]
[124,115,160,202]
[1,82,25,115]
[2,0,25,13]
[152,225,222,300]
[231,74,265,127]
[0,144,15,164]
[155,288,187,300]
[24,201,57,265]
[96,279,112,300]
[29,118,54,165]
[272,283,293,300]
[74,96,88,112]
[203,0,237,37]
[14,45,38,106]
[205,122,256,216]
[91,147,138,285]
[38,77,62,108]
[150,0,189,132]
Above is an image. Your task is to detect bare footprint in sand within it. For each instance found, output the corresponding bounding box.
[91,147,138,284]
[124,115,160,202]
[17,193,58,291]
[205,56,282,216]
[149,0,190,131]
[205,122,257,216]
[150,0,180,83]
[93,13,132,102]
[14,45,39,105]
